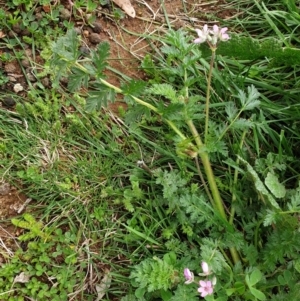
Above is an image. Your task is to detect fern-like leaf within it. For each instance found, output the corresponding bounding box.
[147,83,178,103]
[91,42,110,78]
[86,83,115,111]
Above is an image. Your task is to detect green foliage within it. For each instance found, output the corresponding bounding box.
[11,213,50,241]
[170,284,199,301]
[264,172,286,198]
[147,84,179,103]
[238,156,280,209]
[121,175,144,212]
[0,223,86,300]
[2,1,300,301]
[204,34,300,66]
[130,254,179,296]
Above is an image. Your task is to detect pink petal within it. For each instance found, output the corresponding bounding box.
[198,287,207,297]
[220,27,228,34]
[184,268,191,279]
[194,37,206,44]
[213,25,219,34]
[195,28,202,36]
[206,281,212,288]
[198,287,204,293]
[221,34,230,41]
[199,280,206,287]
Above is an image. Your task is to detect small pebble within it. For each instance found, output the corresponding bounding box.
[26,72,36,82]
[59,8,71,20]
[89,33,101,44]
[92,22,102,33]
[83,30,90,38]
[0,182,11,194]
[12,23,22,33]
[13,83,24,93]
[85,13,93,21]
[8,30,16,38]
[25,49,32,57]
[2,97,16,108]
[79,46,90,56]
[41,77,50,88]
[60,77,69,85]
[35,12,43,21]
[74,27,82,35]
[4,62,17,73]
[21,29,30,36]
[21,59,31,68]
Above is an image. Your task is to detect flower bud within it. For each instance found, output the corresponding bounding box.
[183,268,194,284]
[201,262,210,275]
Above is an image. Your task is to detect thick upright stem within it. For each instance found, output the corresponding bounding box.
[186,120,226,219]
[187,120,240,264]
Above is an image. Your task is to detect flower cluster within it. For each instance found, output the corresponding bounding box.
[184,262,216,298]
[194,24,230,47]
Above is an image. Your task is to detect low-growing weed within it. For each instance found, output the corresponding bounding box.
[1,0,300,300]
[48,18,300,300]
[0,214,86,300]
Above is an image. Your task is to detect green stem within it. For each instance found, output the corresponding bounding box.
[204,49,216,144]
[176,62,241,264]
[195,156,214,205]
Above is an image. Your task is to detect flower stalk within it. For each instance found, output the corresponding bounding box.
[204,49,216,144]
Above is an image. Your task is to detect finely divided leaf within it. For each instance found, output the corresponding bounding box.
[121,80,147,96]
[287,188,300,211]
[237,85,260,111]
[51,29,80,62]
[147,83,178,103]
[238,156,280,209]
[225,101,238,120]
[92,42,110,77]
[263,209,279,226]
[265,172,286,198]
[50,29,81,83]
[86,87,115,111]
[68,67,89,92]
[231,118,254,130]
[244,85,261,110]
[156,101,184,119]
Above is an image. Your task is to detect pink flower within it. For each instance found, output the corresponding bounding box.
[198,280,213,297]
[211,25,230,44]
[194,24,230,46]
[194,25,210,44]
[183,268,194,284]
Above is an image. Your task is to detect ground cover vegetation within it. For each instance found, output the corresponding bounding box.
[0,0,300,300]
